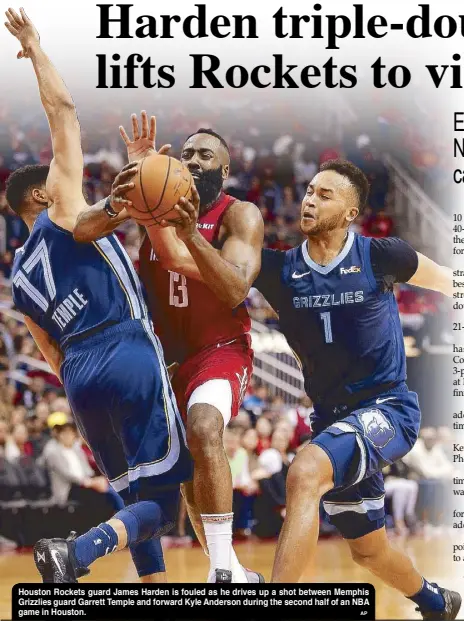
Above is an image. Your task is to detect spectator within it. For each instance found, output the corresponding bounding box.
[22,376,46,410]
[258,428,295,478]
[241,427,260,476]
[24,411,49,458]
[40,422,107,505]
[384,460,419,536]
[224,425,253,492]
[403,427,453,528]
[362,208,394,238]
[242,384,269,418]
[255,416,273,455]
[403,427,454,480]
[5,422,33,461]
[287,395,314,450]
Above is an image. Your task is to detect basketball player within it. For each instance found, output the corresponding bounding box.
[4,9,192,583]
[74,114,264,583]
[253,159,460,619]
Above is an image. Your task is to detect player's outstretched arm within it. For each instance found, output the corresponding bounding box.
[23,316,63,382]
[4,8,84,227]
[407,252,452,297]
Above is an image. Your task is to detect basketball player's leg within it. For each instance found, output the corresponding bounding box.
[181,481,208,554]
[314,395,460,619]
[186,381,247,582]
[271,441,335,582]
[338,484,460,619]
[173,343,256,582]
[38,331,191,583]
[347,527,422,595]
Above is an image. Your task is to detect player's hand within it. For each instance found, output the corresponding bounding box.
[110,162,138,213]
[160,184,201,242]
[120,111,171,163]
[4,7,40,59]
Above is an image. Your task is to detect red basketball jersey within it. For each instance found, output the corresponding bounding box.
[139,192,252,364]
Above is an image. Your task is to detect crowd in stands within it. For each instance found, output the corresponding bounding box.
[0,96,451,550]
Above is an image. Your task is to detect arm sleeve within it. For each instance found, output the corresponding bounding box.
[252,248,286,313]
[370,237,419,285]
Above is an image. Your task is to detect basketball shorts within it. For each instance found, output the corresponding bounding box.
[311,383,420,539]
[171,336,253,424]
[61,319,193,505]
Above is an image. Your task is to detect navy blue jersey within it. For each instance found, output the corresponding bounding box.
[11,210,147,349]
[254,233,418,408]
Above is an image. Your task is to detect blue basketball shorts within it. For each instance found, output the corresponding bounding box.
[311,384,421,539]
[61,319,193,505]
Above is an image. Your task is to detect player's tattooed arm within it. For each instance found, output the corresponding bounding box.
[73,163,136,242]
[162,188,264,307]
[23,316,63,382]
[407,252,452,297]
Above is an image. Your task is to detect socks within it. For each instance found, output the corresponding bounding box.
[202,513,233,572]
[74,523,118,568]
[201,513,247,582]
[130,538,165,577]
[74,500,164,569]
[408,579,445,613]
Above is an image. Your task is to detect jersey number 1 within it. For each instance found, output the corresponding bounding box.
[169,271,188,308]
[320,312,333,344]
[13,239,56,312]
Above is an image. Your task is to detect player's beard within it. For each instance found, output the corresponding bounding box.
[303,211,346,237]
[194,166,224,210]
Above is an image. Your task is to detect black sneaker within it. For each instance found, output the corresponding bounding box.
[418,587,462,620]
[33,531,90,583]
[214,569,232,583]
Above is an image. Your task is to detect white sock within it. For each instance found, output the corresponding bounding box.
[202,513,233,576]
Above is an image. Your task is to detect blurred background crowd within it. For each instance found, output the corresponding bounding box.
[0,92,452,551]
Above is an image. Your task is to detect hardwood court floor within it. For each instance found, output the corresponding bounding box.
[0,534,460,620]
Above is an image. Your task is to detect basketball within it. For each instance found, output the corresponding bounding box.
[126,153,193,227]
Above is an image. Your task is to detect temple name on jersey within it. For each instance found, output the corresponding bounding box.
[52,288,88,331]
[293,290,364,309]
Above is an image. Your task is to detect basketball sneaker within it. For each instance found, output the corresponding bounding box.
[210,568,265,583]
[417,587,461,620]
[33,531,90,583]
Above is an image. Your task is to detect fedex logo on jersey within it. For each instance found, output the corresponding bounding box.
[340,265,361,275]
[358,408,395,449]
[293,290,364,309]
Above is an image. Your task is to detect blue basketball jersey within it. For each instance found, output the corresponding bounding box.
[11,210,147,348]
[256,232,406,407]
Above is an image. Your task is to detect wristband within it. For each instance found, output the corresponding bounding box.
[104,196,119,219]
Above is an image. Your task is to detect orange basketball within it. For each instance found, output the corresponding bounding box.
[126,153,193,227]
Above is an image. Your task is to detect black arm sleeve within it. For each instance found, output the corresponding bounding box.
[370,237,419,287]
[252,248,286,313]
